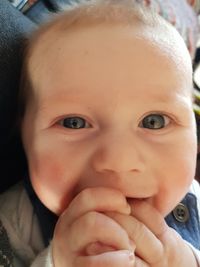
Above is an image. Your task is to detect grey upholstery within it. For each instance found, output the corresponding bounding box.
[0,0,35,192]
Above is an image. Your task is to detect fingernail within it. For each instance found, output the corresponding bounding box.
[120,250,135,265]
[126,202,131,214]
[129,240,136,251]
[129,251,135,261]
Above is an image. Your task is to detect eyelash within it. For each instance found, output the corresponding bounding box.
[58,116,91,129]
[57,113,172,130]
[139,113,171,130]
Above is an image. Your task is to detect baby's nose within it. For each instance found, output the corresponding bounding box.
[91,132,146,174]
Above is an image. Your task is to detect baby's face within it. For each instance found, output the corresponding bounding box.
[22,23,197,216]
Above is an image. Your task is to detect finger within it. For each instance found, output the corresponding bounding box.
[135,256,150,267]
[129,199,168,238]
[86,242,116,255]
[62,187,130,225]
[130,201,198,267]
[107,212,164,265]
[75,250,135,267]
[67,211,132,253]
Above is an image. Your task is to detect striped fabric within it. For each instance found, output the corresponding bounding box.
[0,220,13,267]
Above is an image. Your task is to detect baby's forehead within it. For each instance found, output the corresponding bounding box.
[28,25,193,105]
[26,1,193,99]
[29,15,192,77]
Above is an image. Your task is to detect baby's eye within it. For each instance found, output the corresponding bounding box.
[139,114,170,129]
[60,117,89,129]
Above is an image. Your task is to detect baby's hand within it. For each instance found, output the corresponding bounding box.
[52,188,135,267]
[108,200,198,267]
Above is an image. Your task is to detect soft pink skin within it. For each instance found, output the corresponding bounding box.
[22,24,197,266]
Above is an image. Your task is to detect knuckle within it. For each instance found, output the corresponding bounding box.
[81,211,100,230]
[78,188,96,206]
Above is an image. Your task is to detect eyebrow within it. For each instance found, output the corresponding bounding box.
[37,93,192,114]
[36,84,193,112]
[152,94,192,108]
[145,87,192,105]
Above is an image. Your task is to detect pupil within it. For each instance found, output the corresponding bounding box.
[72,120,78,127]
[150,118,156,126]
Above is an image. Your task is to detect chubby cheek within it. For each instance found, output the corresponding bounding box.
[155,134,197,216]
[28,151,83,215]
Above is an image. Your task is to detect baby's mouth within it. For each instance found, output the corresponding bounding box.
[127,197,149,203]
[126,197,152,209]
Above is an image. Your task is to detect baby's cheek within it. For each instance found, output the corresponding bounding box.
[169,157,196,211]
[178,145,197,183]
[29,153,74,214]
[153,138,197,216]
[165,132,196,181]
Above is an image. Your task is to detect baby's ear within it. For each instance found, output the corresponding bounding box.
[0,0,35,192]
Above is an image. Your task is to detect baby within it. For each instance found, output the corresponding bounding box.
[1,0,200,266]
